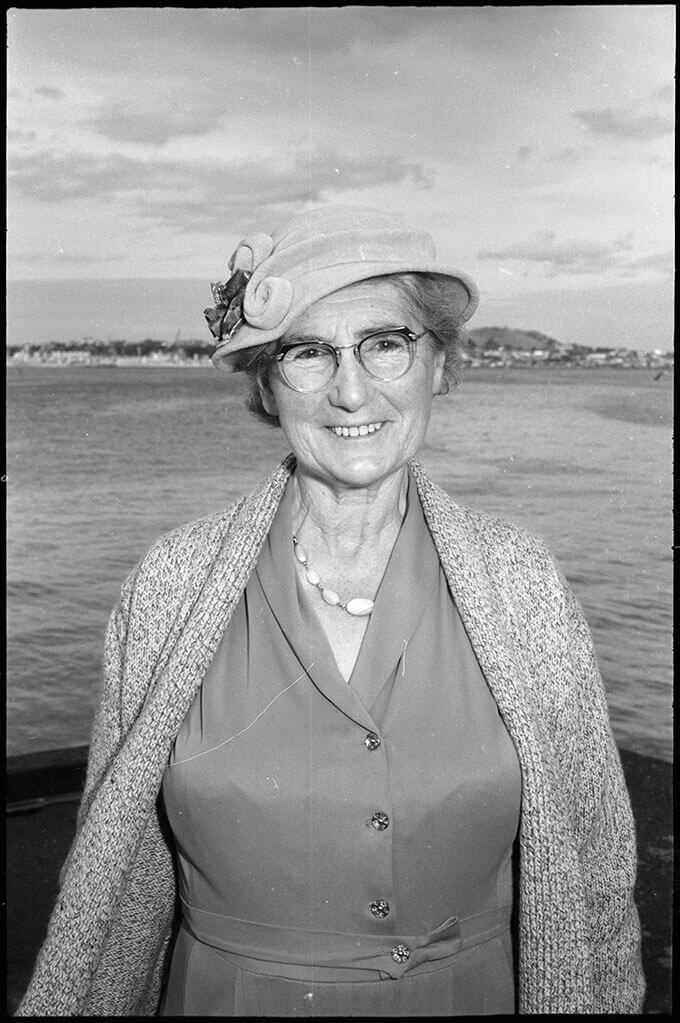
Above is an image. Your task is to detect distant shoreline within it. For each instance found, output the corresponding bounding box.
[6,327,674,373]
[5,355,673,372]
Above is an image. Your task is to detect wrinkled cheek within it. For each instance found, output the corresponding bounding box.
[279,425,326,468]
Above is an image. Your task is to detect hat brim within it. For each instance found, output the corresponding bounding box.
[211,261,479,372]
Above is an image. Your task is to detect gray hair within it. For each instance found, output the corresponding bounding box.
[231,272,467,427]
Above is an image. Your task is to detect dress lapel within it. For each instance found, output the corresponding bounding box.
[114,456,298,806]
[253,475,376,730]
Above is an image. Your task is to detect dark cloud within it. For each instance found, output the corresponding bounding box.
[89,103,219,145]
[7,148,428,232]
[83,9,473,147]
[33,6,463,68]
[572,107,673,140]
[155,7,470,56]
[138,152,431,233]
[478,230,635,275]
[34,86,65,100]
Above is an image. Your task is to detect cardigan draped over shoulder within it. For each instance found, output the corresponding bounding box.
[17,456,645,1016]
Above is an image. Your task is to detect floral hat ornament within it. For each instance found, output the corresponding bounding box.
[205,206,479,372]
[204,270,251,343]
[204,231,294,346]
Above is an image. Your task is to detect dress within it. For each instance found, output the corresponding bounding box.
[17,458,644,1015]
[160,474,522,1016]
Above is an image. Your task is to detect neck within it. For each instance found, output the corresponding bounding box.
[291,467,408,556]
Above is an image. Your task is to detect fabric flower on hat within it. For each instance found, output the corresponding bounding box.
[205,232,293,345]
[204,270,251,342]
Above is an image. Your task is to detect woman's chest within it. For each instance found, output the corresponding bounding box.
[164,589,521,928]
[298,590,370,680]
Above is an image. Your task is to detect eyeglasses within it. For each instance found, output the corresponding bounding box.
[275,327,427,393]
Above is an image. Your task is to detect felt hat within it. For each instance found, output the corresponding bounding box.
[206,205,479,371]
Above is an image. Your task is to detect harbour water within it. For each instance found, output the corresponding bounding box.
[6,364,673,761]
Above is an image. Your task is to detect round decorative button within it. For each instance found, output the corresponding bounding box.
[391,943,410,963]
[370,899,390,918]
[371,812,390,831]
[365,732,381,751]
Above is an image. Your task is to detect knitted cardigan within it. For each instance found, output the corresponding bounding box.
[17,457,645,1016]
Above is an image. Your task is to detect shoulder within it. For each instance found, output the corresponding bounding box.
[457,503,558,579]
[411,460,555,568]
[137,500,246,579]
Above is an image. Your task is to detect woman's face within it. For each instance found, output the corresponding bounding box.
[258,279,445,493]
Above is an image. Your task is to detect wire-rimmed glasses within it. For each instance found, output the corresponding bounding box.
[275,327,427,393]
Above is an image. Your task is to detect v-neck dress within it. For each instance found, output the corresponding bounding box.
[160,473,521,1016]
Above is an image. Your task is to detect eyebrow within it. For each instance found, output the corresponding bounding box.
[282,323,411,346]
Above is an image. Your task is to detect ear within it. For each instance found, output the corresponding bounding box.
[257,373,278,417]
[432,347,446,395]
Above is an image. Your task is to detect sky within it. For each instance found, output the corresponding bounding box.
[6,6,675,351]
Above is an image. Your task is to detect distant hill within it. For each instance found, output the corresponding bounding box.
[467,326,561,351]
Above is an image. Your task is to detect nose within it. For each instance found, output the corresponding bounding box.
[327,347,371,411]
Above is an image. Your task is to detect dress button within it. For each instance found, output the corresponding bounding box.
[370,899,390,918]
[391,943,410,963]
[365,732,381,751]
[371,812,390,831]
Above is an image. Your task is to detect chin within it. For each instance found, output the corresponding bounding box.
[321,452,404,491]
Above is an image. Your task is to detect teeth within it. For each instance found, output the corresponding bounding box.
[329,422,383,438]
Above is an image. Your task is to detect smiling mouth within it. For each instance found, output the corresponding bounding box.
[327,422,385,438]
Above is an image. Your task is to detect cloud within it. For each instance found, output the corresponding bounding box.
[516,146,533,161]
[7,128,37,142]
[7,147,428,232]
[546,146,585,163]
[89,103,219,145]
[151,7,468,56]
[33,86,65,100]
[478,230,635,275]
[572,107,673,140]
[626,249,674,278]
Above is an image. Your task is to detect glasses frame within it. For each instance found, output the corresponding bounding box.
[275,326,428,393]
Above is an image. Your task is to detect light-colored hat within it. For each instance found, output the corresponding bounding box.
[206,205,479,371]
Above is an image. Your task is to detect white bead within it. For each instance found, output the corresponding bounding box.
[346,598,374,617]
[306,569,320,586]
[321,588,340,606]
[293,541,307,564]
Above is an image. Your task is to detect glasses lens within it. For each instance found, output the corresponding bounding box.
[281,343,336,391]
[360,331,413,380]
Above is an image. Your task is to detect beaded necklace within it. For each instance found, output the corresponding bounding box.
[292,536,374,617]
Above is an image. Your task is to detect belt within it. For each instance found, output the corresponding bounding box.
[180,898,512,981]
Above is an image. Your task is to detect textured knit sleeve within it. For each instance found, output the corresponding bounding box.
[57,566,136,885]
[18,569,145,1016]
[526,550,646,1013]
[82,571,136,818]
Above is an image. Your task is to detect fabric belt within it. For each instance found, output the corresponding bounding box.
[180,898,512,981]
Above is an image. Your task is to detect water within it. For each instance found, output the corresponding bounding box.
[6,364,673,762]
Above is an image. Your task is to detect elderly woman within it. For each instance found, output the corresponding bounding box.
[18,206,644,1016]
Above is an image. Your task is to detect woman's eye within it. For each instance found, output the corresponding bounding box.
[369,334,406,352]
[292,345,327,362]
